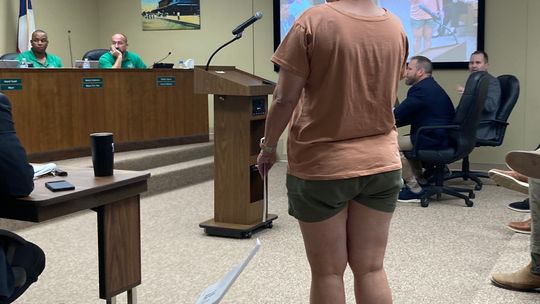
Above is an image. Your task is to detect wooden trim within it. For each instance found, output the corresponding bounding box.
[27,134,210,162]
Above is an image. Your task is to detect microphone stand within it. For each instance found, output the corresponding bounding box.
[151,52,172,68]
[67,30,74,67]
[205,33,242,71]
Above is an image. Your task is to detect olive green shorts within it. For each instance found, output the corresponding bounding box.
[286,169,402,223]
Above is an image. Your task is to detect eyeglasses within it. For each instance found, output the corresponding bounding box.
[31,39,48,43]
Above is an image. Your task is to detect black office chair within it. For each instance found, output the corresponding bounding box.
[444,75,520,190]
[82,49,108,61]
[0,53,19,60]
[404,71,490,207]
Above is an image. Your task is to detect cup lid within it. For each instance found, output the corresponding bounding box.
[90,132,113,137]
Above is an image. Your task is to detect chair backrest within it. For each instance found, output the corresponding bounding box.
[476,74,520,146]
[495,75,519,122]
[449,71,490,160]
[82,49,108,61]
[0,53,19,60]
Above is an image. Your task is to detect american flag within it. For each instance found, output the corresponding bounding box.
[17,0,36,52]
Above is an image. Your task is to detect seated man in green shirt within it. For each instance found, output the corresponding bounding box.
[16,30,63,68]
[99,33,146,69]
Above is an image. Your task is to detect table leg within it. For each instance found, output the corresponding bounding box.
[128,288,137,304]
[97,195,141,300]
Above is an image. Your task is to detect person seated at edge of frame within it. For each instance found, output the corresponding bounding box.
[0,93,46,304]
[456,50,501,142]
[16,30,63,68]
[394,55,456,203]
[98,33,146,69]
[491,148,540,291]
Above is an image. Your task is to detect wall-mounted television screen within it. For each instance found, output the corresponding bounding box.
[273,0,485,69]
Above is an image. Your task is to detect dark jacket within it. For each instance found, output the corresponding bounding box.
[476,73,501,141]
[0,93,34,197]
[394,76,456,149]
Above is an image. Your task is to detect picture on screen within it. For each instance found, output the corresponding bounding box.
[274,0,485,68]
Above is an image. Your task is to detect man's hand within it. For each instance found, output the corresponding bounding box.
[110,45,122,58]
[257,149,277,178]
[456,84,465,94]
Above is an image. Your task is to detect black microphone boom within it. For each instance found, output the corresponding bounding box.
[67,30,74,67]
[232,11,263,36]
[205,12,263,71]
[152,51,172,68]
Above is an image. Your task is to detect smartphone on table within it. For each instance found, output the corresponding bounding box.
[45,180,75,192]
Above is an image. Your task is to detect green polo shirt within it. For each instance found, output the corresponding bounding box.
[98,51,147,69]
[16,50,63,68]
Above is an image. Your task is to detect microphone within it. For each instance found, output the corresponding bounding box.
[204,13,262,71]
[152,51,172,68]
[67,30,74,67]
[232,11,263,36]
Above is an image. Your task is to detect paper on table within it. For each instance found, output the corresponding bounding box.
[195,239,261,304]
[31,163,57,179]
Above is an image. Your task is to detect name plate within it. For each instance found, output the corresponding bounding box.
[82,78,103,89]
[157,76,176,87]
[82,83,103,89]
[0,84,22,91]
[83,78,103,83]
[1,79,22,85]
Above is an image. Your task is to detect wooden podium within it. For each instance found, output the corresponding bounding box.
[195,66,278,238]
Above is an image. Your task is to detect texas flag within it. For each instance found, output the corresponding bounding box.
[17,0,36,53]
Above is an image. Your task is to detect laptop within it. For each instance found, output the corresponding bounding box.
[0,60,20,68]
[74,60,100,68]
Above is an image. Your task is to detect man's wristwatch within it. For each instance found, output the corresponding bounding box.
[259,137,276,153]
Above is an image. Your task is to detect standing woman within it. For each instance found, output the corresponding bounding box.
[410,0,444,54]
[257,0,408,303]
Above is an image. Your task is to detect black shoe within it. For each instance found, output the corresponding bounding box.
[507,198,530,213]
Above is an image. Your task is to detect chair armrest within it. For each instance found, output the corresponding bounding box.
[409,124,461,154]
[477,119,509,128]
[0,229,27,245]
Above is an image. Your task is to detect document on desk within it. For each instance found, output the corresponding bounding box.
[31,163,57,179]
[195,239,261,304]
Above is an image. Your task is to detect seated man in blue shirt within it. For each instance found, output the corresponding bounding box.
[394,56,456,202]
[0,93,46,303]
[99,33,146,69]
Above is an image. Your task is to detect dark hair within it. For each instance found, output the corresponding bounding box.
[410,55,433,74]
[471,50,489,63]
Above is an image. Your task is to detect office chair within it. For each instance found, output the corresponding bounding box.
[0,229,46,303]
[0,53,19,60]
[82,49,108,61]
[404,71,490,207]
[444,75,520,190]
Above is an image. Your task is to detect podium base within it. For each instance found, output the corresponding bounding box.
[199,214,278,239]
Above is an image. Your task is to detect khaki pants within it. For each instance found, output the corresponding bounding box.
[398,135,423,191]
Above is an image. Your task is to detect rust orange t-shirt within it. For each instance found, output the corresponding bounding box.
[271,3,408,180]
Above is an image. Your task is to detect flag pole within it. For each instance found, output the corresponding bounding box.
[25,0,30,50]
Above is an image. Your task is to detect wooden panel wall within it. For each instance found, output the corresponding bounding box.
[0,69,208,160]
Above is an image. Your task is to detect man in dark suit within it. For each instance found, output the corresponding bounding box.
[0,94,34,197]
[394,56,455,202]
[0,93,45,303]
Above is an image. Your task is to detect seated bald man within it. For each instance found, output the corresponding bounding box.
[98,33,146,69]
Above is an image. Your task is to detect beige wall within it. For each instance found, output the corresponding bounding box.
[0,0,100,66]
[1,0,538,165]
